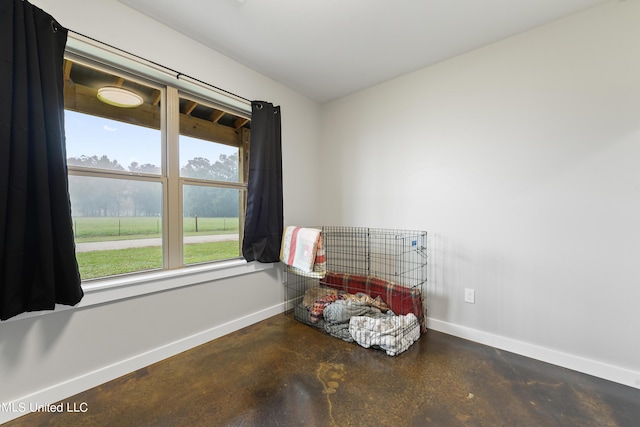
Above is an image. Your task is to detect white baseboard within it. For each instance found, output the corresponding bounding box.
[427,317,640,390]
[1,302,285,424]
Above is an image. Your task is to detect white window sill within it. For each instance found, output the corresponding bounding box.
[1,259,277,324]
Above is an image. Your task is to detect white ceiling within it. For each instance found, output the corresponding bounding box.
[118,0,608,104]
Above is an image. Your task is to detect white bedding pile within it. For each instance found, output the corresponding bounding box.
[349,313,420,356]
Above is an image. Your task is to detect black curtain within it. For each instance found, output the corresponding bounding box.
[242,101,283,263]
[0,0,83,320]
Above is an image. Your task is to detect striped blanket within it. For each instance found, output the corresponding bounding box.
[280,226,326,273]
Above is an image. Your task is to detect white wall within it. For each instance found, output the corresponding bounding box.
[320,0,640,388]
[0,0,322,421]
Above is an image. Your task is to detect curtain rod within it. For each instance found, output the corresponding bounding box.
[67,29,252,105]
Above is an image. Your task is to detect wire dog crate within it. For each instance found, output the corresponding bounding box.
[283,226,427,356]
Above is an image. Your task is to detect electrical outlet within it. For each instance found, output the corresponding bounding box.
[464,288,475,304]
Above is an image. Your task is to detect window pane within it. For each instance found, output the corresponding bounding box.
[178,96,241,183]
[183,185,241,265]
[180,135,239,182]
[64,59,162,174]
[66,111,161,173]
[69,176,163,280]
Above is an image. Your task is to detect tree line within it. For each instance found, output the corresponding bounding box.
[68,153,240,218]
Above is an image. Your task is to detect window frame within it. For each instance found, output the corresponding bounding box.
[175,91,249,269]
[65,33,252,281]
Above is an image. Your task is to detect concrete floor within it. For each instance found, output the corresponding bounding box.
[5,314,640,426]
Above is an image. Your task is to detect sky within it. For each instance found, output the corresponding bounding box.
[64,110,237,170]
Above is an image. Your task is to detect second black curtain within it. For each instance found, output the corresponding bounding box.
[242,101,283,263]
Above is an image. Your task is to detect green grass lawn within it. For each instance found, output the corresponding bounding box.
[77,241,241,280]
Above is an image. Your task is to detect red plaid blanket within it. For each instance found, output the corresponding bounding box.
[323,272,426,333]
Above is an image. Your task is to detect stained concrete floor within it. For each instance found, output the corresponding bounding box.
[5,314,640,426]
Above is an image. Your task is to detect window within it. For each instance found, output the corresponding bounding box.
[64,57,250,281]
